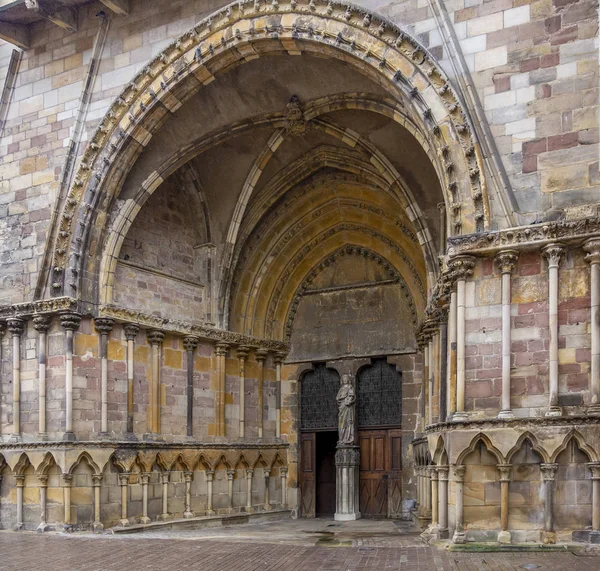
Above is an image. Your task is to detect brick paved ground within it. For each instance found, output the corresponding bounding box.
[0,520,598,571]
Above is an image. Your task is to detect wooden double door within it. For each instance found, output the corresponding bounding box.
[300,428,402,518]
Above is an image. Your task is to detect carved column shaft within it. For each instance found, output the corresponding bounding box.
[334,446,360,521]
[429,467,439,528]
[92,474,103,531]
[496,251,518,419]
[118,473,129,527]
[159,472,170,520]
[206,470,215,515]
[497,464,512,543]
[585,239,600,413]
[237,347,249,439]
[448,289,457,419]
[589,463,600,531]
[215,343,229,437]
[147,330,164,435]
[540,463,558,537]
[124,324,139,436]
[140,473,151,524]
[246,469,253,511]
[95,318,114,435]
[63,474,73,527]
[227,469,235,510]
[281,467,288,507]
[543,244,565,416]
[452,465,466,544]
[183,336,199,437]
[60,313,81,440]
[256,349,268,439]
[8,319,25,440]
[183,471,193,518]
[274,352,286,438]
[33,316,51,438]
[264,468,272,511]
[428,337,434,426]
[437,466,448,531]
[14,474,25,530]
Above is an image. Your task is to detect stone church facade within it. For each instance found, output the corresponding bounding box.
[0,0,598,544]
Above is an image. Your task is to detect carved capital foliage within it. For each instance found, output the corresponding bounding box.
[496,464,512,482]
[94,317,114,335]
[453,464,466,481]
[146,329,165,346]
[255,348,269,363]
[0,321,5,338]
[427,465,438,480]
[437,465,449,481]
[38,474,49,486]
[7,318,25,337]
[447,256,475,281]
[236,346,250,360]
[542,242,565,268]
[273,351,287,365]
[62,474,73,486]
[226,469,235,480]
[60,312,81,331]
[584,238,600,265]
[588,462,600,480]
[335,446,360,466]
[246,468,254,477]
[118,473,130,485]
[32,314,51,333]
[123,323,139,341]
[280,466,288,475]
[540,463,558,482]
[183,471,193,482]
[206,470,215,481]
[215,342,229,357]
[495,250,519,275]
[92,474,103,486]
[183,335,199,352]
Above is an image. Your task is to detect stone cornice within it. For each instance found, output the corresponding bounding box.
[0,296,78,320]
[447,216,600,256]
[426,414,600,434]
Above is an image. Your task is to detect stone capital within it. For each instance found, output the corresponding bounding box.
[38,475,49,487]
[206,470,215,481]
[160,472,170,484]
[32,314,51,333]
[7,318,25,337]
[496,464,512,482]
[118,473,130,486]
[123,324,139,341]
[540,463,558,481]
[273,351,287,365]
[146,329,165,346]
[183,335,199,352]
[62,474,73,486]
[214,342,229,357]
[236,346,250,360]
[255,348,269,362]
[427,466,438,480]
[452,464,466,481]
[280,466,288,476]
[245,468,254,478]
[92,474,103,486]
[15,474,25,486]
[447,255,476,282]
[495,250,519,275]
[584,238,600,265]
[436,465,449,481]
[542,242,566,268]
[264,469,271,478]
[183,471,193,483]
[60,312,81,331]
[94,317,114,335]
[588,462,600,480]
[226,469,235,480]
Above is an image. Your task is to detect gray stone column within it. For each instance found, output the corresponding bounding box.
[334,445,361,521]
[237,346,249,438]
[146,330,164,436]
[542,243,565,417]
[14,474,25,530]
[183,336,199,437]
[497,464,512,544]
[33,315,51,439]
[280,466,288,508]
[62,473,73,531]
[92,474,103,532]
[37,475,49,532]
[540,463,557,544]
[437,466,449,538]
[139,473,151,524]
[422,466,438,539]
[585,239,600,414]
[118,473,130,527]
[245,468,254,513]
[495,250,518,419]
[183,471,194,518]
[274,352,286,438]
[447,288,457,420]
[60,312,81,441]
[589,462,600,532]
[215,343,229,437]
[94,318,114,436]
[256,349,268,438]
[8,318,25,441]
[226,469,235,513]
[264,468,272,511]
[206,470,215,515]
[158,472,170,521]
[123,324,139,438]
[452,465,466,544]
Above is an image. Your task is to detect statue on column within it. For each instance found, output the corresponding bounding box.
[337,374,356,445]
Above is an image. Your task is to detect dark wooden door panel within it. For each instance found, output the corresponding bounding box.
[300,432,316,518]
[388,429,403,518]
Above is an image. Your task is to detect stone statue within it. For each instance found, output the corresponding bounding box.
[337,374,356,445]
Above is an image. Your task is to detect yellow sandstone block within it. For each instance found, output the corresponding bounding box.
[558,348,577,364]
[107,339,125,360]
[224,393,234,405]
[164,348,182,369]
[74,333,97,356]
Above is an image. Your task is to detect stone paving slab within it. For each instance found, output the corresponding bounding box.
[0,519,597,571]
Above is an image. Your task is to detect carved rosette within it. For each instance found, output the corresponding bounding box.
[7,318,25,337]
[60,312,81,331]
[542,243,566,269]
[335,446,360,466]
[584,238,600,265]
[146,329,165,346]
[32,315,51,333]
[540,463,558,482]
[495,250,519,275]
[94,317,114,336]
[496,464,512,482]
[183,336,199,352]
[123,324,139,341]
[452,464,466,482]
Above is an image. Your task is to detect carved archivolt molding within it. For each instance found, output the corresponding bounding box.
[51,0,488,297]
[281,244,418,341]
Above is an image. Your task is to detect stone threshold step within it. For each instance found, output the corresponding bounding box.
[111,509,292,534]
[433,540,589,553]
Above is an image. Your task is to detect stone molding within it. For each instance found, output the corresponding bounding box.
[0,297,78,320]
[426,415,600,434]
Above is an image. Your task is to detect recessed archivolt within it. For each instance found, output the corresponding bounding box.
[51,0,491,299]
[282,244,418,341]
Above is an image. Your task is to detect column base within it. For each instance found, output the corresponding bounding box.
[434,527,449,540]
[97,431,110,439]
[9,434,21,443]
[139,516,151,525]
[497,530,511,544]
[183,511,194,519]
[334,512,361,521]
[118,519,130,527]
[206,509,215,516]
[244,506,255,514]
[92,522,104,532]
[452,412,469,422]
[545,407,562,417]
[62,524,73,533]
[263,504,273,511]
[37,432,48,442]
[63,431,76,442]
[123,432,138,441]
[36,522,51,533]
[12,523,23,531]
[497,409,515,420]
[588,404,600,416]
[452,530,466,544]
[157,513,171,522]
[541,531,556,544]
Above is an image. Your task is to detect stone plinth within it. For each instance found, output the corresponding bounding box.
[334,445,360,521]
